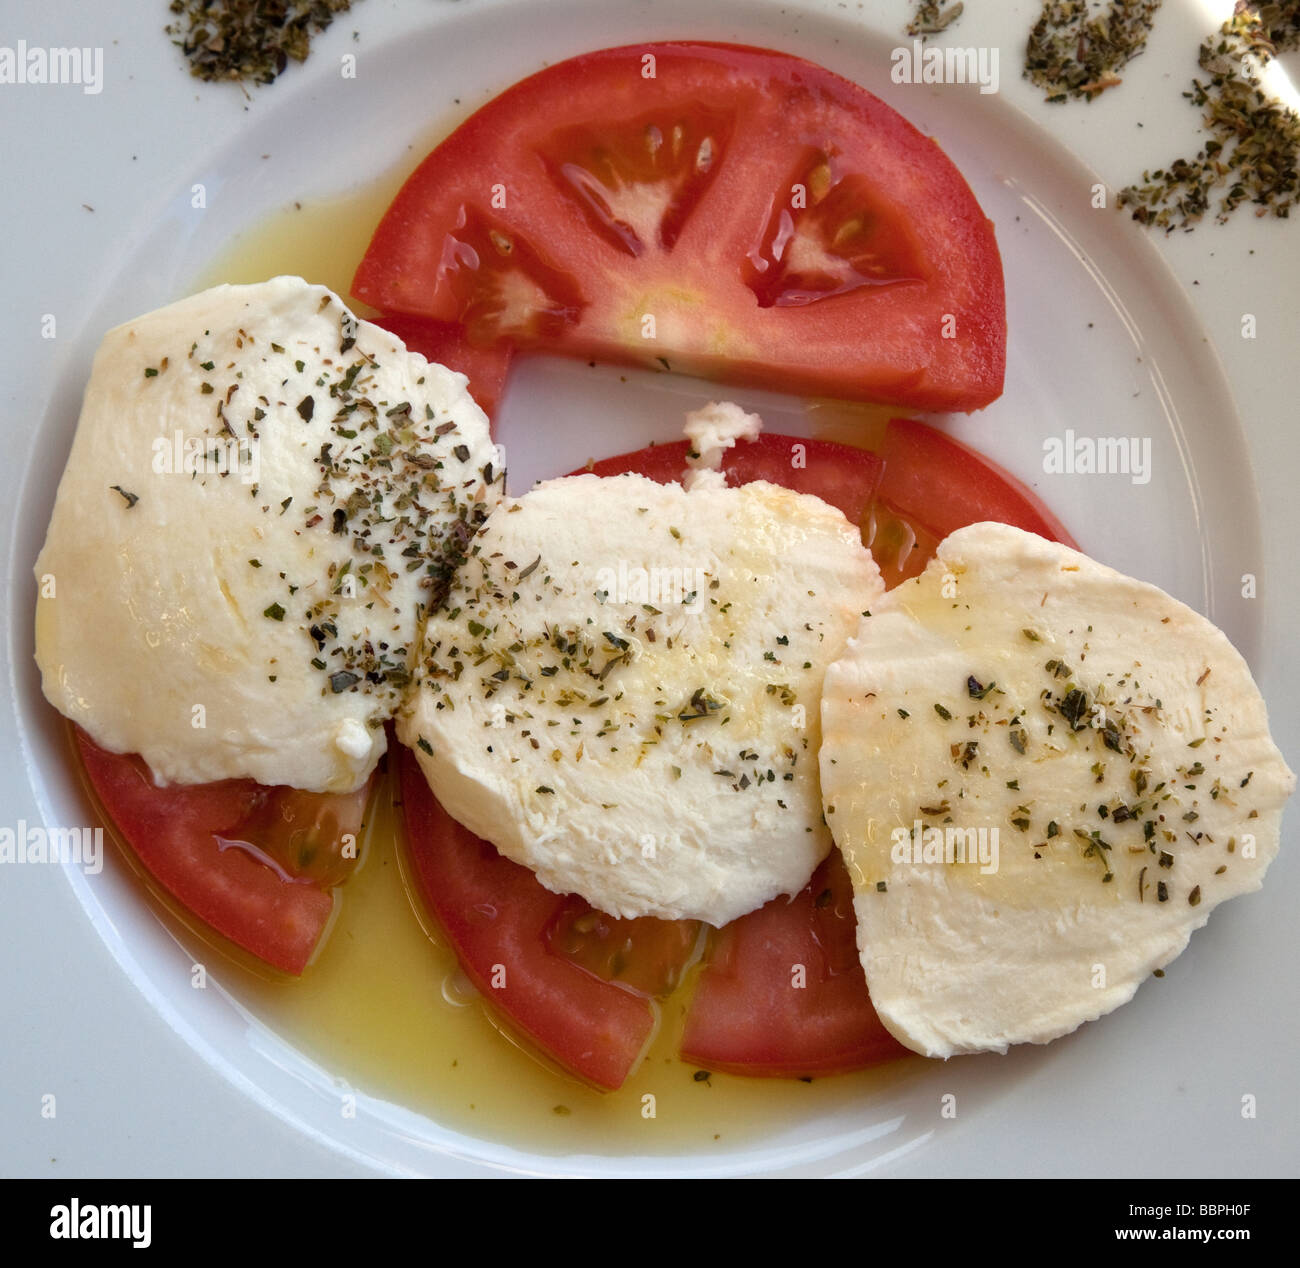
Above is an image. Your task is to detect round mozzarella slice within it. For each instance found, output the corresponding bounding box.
[819,521,1294,1058]
[398,472,882,925]
[34,277,502,792]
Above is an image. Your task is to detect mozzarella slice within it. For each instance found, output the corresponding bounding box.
[819,522,1294,1058]
[34,277,501,792]
[398,469,883,925]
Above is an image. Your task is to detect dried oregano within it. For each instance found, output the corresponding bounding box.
[1025,0,1164,102]
[1118,2,1300,230]
[907,2,966,38]
[165,0,357,87]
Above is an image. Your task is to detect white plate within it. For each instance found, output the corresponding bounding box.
[3,0,1297,1177]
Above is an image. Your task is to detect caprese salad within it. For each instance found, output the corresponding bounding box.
[32,44,1292,1102]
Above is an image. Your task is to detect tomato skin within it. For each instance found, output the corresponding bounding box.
[370,314,513,423]
[680,852,910,1077]
[397,745,654,1090]
[354,42,1006,412]
[75,729,336,976]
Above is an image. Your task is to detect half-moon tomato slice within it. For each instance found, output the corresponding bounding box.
[75,728,368,975]
[354,42,1006,412]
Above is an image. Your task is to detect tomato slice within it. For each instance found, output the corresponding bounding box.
[353,42,1006,412]
[397,744,656,1090]
[370,314,514,423]
[579,422,1072,588]
[861,418,1076,587]
[220,784,369,889]
[544,897,701,999]
[873,417,1076,545]
[680,851,909,1077]
[862,502,944,590]
[74,728,365,975]
[575,433,884,527]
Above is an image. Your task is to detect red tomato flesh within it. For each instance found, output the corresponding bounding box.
[675,425,1074,1072]
[371,313,514,423]
[353,42,1006,412]
[864,418,1076,586]
[74,728,361,976]
[545,897,702,1000]
[680,851,909,1077]
[577,430,912,1076]
[585,423,1073,1074]
[578,433,884,527]
[397,744,656,1090]
[874,417,1076,545]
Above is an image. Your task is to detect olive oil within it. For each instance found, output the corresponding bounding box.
[804,397,897,451]
[130,181,925,1161]
[191,170,403,307]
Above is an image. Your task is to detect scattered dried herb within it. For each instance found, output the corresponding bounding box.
[165,0,359,88]
[678,688,723,724]
[1058,687,1090,730]
[907,1,965,38]
[1026,0,1162,102]
[1118,2,1300,230]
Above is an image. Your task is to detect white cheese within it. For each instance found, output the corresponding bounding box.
[682,400,763,491]
[819,522,1294,1057]
[399,470,882,925]
[34,277,502,792]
